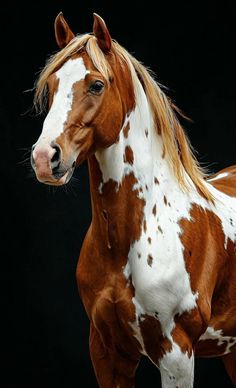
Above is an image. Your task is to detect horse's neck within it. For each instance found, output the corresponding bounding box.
[88,84,190,250]
[95,83,181,200]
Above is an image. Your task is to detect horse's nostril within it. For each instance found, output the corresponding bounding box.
[51,145,61,162]
[51,144,61,172]
[31,152,35,168]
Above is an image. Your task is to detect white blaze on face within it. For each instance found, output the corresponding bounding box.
[36,57,89,145]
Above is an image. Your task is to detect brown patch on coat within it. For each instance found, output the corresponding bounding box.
[196,338,235,357]
[147,254,153,267]
[143,220,147,233]
[171,324,194,358]
[101,209,111,249]
[209,165,236,197]
[138,315,172,364]
[123,146,134,165]
[123,122,130,138]
[152,204,157,216]
[141,313,201,366]
[161,147,166,159]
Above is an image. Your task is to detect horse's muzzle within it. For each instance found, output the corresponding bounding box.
[31,142,74,185]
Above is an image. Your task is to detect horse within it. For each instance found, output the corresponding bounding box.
[30,12,236,387]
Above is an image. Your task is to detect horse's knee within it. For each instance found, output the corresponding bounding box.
[159,342,194,388]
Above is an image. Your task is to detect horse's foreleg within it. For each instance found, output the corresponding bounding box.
[89,323,140,388]
[159,327,194,388]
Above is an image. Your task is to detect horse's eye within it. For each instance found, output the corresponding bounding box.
[89,81,104,95]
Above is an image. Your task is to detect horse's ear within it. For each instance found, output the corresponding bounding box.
[93,13,112,53]
[54,12,75,49]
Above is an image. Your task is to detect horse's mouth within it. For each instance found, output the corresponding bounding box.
[36,166,75,186]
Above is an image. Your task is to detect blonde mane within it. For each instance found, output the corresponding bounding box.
[34,34,213,201]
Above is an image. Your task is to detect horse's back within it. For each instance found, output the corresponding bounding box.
[208,165,236,197]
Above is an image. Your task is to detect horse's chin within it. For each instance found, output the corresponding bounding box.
[36,167,75,186]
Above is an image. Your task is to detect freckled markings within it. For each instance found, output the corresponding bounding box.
[147,254,153,267]
[148,237,152,244]
[123,122,130,138]
[152,204,157,216]
[143,220,147,233]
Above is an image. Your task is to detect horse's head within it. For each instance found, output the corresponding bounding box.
[31,13,135,185]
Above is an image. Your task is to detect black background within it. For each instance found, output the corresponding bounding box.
[1,2,236,387]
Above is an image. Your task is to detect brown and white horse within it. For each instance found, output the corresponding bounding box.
[31,12,236,388]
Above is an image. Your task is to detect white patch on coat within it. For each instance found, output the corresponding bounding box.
[208,172,229,182]
[159,342,194,388]
[199,326,236,355]
[35,58,89,146]
[95,76,236,351]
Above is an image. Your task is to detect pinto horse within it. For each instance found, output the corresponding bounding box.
[31,12,236,388]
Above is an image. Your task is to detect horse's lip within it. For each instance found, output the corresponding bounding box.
[42,166,75,186]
